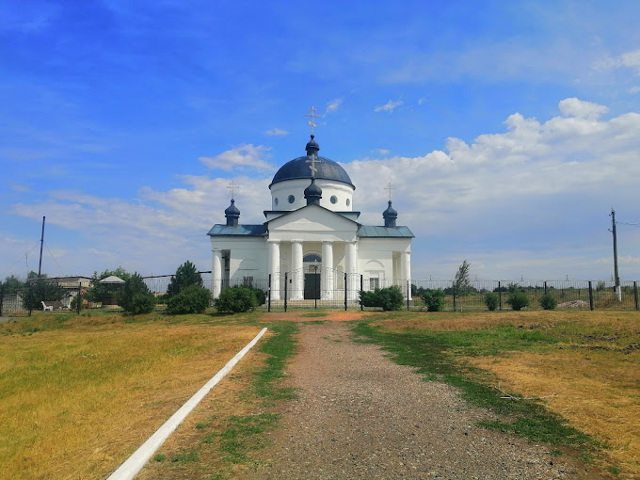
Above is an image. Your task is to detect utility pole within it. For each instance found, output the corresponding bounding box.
[38,216,46,278]
[610,209,621,301]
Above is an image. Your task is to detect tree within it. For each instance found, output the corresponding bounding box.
[166,261,202,298]
[453,260,471,296]
[118,273,155,315]
[1,275,24,294]
[22,277,64,311]
[86,267,131,303]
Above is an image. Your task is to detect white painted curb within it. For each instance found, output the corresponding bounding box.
[107,327,268,480]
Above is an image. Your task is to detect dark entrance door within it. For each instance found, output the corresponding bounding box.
[304,273,321,300]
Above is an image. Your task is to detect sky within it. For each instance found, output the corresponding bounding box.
[2,0,640,283]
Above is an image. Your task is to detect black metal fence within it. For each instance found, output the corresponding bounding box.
[3,274,638,316]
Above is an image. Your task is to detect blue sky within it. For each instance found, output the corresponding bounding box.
[2,0,640,282]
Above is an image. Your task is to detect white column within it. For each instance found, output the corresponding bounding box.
[291,240,304,300]
[268,241,281,301]
[321,241,334,300]
[212,248,222,299]
[345,241,358,301]
[401,251,412,299]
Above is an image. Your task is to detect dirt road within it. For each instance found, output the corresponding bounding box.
[248,321,598,479]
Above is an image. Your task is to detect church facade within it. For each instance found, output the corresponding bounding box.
[207,135,413,302]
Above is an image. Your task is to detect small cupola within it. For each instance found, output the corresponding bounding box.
[224,199,240,227]
[383,200,397,228]
[304,178,323,206]
[305,134,320,157]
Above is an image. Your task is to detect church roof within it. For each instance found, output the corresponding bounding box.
[207,224,267,237]
[357,225,414,238]
[269,136,355,189]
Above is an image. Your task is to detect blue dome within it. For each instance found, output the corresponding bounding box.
[269,136,355,189]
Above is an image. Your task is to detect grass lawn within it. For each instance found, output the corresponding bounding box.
[0,310,264,479]
[1,309,638,479]
[356,310,640,479]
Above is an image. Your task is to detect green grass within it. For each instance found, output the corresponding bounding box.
[353,321,593,449]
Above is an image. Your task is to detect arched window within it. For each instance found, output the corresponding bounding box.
[303,253,322,263]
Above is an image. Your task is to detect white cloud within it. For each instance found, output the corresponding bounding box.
[265,128,289,136]
[558,98,609,119]
[593,48,640,75]
[326,98,343,114]
[199,144,272,171]
[374,100,403,113]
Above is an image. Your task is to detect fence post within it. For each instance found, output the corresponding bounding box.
[344,273,348,311]
[360,275,364,311]
[498,281,502,311]
[588,281,594,311]
[407,281,411,311]
[452,281,456,312]
[0,283,3,317]
[284,272,288,312]
[634,281,639,311]
[267,274,271,313]
[77,282,82,314]
[544,281,547,295]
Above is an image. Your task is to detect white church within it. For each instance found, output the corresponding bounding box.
[207,134,413,302]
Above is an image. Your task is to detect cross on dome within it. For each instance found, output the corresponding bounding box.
[304,106,321,135]
[384,182,396,201]
[227,181,239,200]
[306,153,319,177]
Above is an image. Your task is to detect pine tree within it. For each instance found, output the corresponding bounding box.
[166,261,202,298]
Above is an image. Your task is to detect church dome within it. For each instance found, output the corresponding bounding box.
[269,135,355,189]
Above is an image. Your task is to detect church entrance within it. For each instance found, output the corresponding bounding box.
[303,253,321,300]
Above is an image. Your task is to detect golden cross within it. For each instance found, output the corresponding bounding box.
[227,181,239,200]
[304,106,321,135]
[306,153,319,177]
[384,182,396,201]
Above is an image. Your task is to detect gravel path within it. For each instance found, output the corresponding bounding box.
[248,321,599,480]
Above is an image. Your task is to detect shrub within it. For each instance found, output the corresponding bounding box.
[166,261,202,298]
[119,273,156,315]
[166,285,212,315]
[215,286,258,314]
[484,292,499,311]
[359,286,404,311]
[539,293,557,310]
[421,289,445,312]
[506,291,530,311]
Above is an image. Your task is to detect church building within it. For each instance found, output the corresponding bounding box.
[207,135,414,302]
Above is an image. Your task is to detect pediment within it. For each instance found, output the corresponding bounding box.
[267,205,358,241]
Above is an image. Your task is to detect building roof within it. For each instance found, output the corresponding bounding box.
[269,135,355,189]
[207,224,267,237]
[357,225,414,238]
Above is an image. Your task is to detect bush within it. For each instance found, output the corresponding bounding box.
[539,293,557,310]
[166,285,212,315]
[484,292,499,311]
[166,261,202,298]
[215,286,258,314]
[359,286,404,311]
[119,273,156,315]
[506,291,530,311]
[421,289,445,312]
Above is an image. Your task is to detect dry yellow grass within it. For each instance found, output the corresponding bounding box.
[372,310,640,479]
[0,313,262,479]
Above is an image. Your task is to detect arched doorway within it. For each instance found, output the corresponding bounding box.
[303,253,321,300]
